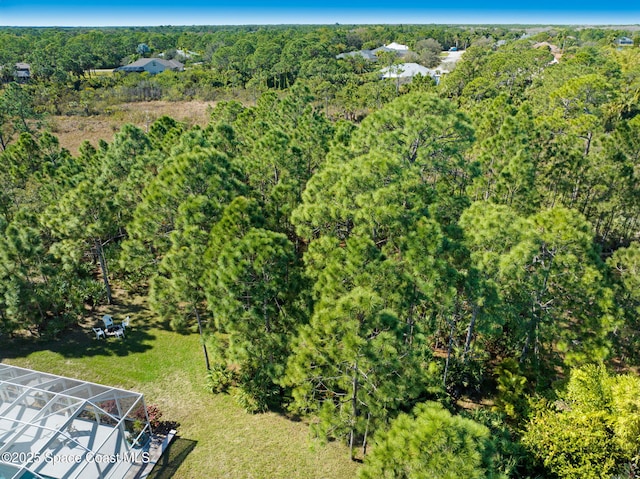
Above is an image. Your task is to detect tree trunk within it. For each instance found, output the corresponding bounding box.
[194,305,211,371]
[362,412,371,457]
[443,317,456,387]
[263,296,270,334]
[462,303,479,362]
[405,285,417,347]
[583,131,593,157]
[349,362,359,461]
[95,239,112,304]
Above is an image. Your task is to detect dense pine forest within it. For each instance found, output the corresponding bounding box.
[2,24,640,478]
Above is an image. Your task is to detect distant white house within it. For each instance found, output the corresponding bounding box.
[380,62,442,84]
[385,42,409,52]
[372,42,410,57]
[115,58,184,74]
[337,41,411,61]
[616,36,634,46]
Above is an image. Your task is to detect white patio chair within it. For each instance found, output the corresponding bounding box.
[92,327,105,340]
[102,315,114,329]
[113,327,125,339]
[120,316,130,331]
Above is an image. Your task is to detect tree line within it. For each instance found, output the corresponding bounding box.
[1,24,632,119]
[2,25,640,478]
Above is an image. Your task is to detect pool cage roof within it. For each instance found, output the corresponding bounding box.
[0,364,151,479]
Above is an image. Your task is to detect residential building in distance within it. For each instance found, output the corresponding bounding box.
[14,62,31,82]
[616,36,634,47]
[114,58,184,74]
[380,62,443,84]
[337,41,411,61]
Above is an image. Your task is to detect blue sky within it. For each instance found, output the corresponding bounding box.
[1,0,639,26]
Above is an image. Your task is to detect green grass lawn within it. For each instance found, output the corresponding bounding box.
[0,295,360,479]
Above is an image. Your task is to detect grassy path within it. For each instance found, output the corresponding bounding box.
[0,296,359,479]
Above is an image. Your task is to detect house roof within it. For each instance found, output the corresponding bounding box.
[0,364,151,479]
[336,49,378,61]
[380,62,436,78]
[385,42,409,51]
[372,45,395,55]
[337,41,411,61]
[372,44,410,57]
[115,58,184,72]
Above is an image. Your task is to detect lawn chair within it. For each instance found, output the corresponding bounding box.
[92,327,105,340]
[112,327,125,339]
[120,316,130,331]
[102,315,114,329]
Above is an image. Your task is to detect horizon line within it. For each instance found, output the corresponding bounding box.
[1,22,639,27]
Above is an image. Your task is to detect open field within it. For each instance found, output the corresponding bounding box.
[49,101,216,155]
[0,294,360,479]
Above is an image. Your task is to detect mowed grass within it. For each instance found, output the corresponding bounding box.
[0,295,360,479]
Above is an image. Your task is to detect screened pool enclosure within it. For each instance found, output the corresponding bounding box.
[0,364,152,479]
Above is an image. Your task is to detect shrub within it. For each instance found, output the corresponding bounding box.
[360,402,501,479]
[206,364,235,394]
[523,365,640,479]
[134,403,163,429]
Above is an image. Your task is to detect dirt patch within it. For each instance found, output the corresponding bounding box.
[113,100,215,125]
[533,42,564,62]
[436,50,464,73]
[50,100,216,155]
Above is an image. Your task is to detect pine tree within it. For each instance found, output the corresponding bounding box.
[360,402,499,479]
[284,287,429,458]
[205,227,301,411]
